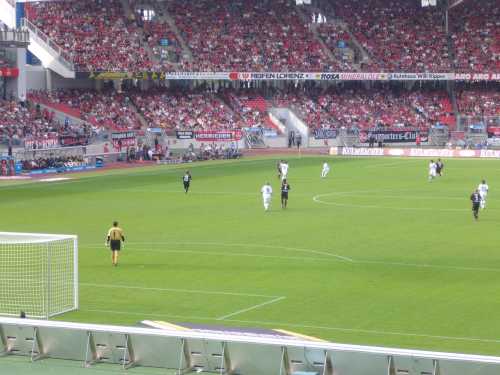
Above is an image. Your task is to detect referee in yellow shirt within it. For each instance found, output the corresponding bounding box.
[106,221,125,266]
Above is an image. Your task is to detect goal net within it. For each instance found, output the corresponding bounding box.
[0,232,78,319]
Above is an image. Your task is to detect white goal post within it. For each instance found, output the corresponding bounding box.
[0,232,78,319]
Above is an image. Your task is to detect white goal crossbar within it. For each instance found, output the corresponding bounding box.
[0,232,78,319]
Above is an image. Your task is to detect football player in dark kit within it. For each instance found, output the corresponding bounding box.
[436,158,444,176]
[470,189,482,220]
[281,179,290,209]
[182,171,192,193]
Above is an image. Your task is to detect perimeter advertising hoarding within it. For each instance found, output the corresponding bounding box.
[335,147,500,159]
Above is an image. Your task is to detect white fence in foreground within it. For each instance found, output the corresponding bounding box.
[0,317,499,374]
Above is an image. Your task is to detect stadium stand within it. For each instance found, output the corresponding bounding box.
[29,90,142,131]
[225,91,279,131]
[315,23,356,71]
[164,0,337,71]
[272,87,453,130]
[25,0,155,72]
[128,0,185,68]
[331,0,452,72]
[7,85,467,146]
[22,0,498,74]
[450,0,499,73]
[456,85,500,117]
[0,100,58,142]
[131,89,245,131]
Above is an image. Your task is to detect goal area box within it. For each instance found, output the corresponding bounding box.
[0,232,78,319]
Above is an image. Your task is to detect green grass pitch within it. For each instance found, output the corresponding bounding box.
[1,156,499,356]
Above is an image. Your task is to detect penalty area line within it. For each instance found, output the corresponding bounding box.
[216,296,287,321]
[84,240,354,262]
[80,282,280,298]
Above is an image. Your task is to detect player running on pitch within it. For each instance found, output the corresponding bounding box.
[277,160,283,179]
[470,189,482,220]
[261,182,273,211]
[478,179,489,209]
[280,160,289,181]
[281,179,290,209]
[428,160,437,181]
[182,170,192,193]
[321,161,330,178]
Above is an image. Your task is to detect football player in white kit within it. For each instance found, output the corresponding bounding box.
[478,179,489,209]
[280,161,289,180]
[321,161,330,178]
[428,160,437,181]
[261,182,273,211]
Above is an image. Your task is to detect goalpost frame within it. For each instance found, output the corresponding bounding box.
[0,232,79,320]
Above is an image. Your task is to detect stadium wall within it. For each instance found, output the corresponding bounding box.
[50,73,93,90]
[26,68,94,91]
[25,65,46,90]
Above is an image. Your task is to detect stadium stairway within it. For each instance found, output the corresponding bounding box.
[128,100,149,129]
[304,2,372,70]
[160,6,194,63]
[337,20,373,69]
[295,6,339,66]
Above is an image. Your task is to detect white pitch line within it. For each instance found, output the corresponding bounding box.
[356,260,500,273]
[216,296,287,320]
[83,246,335,263]
[80,282,280,298]
[85,241,354,262]
[82,241,500,273]
[81,246,500,273]
[312,194,468,212]
[81,308,500,345]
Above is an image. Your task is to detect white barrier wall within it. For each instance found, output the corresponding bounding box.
[1,317,500,375]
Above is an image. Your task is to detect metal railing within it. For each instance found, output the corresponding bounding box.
[20,18,74,71]
[0,29,29,44]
